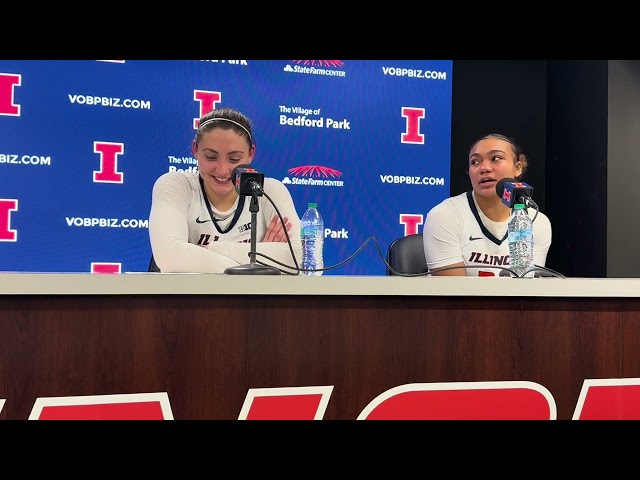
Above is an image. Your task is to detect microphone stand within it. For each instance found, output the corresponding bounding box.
[224,193,281,275]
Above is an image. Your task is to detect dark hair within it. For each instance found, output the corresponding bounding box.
[469,133,529,180]
[193,107,254,149]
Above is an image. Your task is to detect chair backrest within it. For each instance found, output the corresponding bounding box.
[386,233,429,276]
[148,255,161,273]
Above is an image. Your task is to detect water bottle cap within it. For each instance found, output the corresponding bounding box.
[513,203,525,209]
[308,202,317,208]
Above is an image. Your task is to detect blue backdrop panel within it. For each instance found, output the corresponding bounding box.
[0,60,452,275]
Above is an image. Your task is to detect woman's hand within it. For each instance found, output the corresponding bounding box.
[263,216,292,243]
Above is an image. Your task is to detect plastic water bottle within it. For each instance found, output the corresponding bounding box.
[300,202,324,276]
[507,203,535,278]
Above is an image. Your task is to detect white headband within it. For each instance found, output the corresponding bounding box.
[198,117,252,142]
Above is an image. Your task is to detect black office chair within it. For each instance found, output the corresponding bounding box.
[148,254,161,273]
[386,233,429,276]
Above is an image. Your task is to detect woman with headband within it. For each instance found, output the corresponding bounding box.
[148,107,302,273]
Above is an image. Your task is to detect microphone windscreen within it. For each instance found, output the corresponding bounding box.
[230,163,252,185]
[495,177,517,198]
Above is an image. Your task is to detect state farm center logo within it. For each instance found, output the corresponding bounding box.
[0,73,22,116]
[283,165,344,188]
[284,60,346,78]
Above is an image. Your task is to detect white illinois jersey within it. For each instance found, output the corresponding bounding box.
[149,170,302,274]
[423,191,552,277]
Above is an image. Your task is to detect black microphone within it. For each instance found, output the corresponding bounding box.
[495,177,536,209]
[224,163,280,276]
[231,164,264,196]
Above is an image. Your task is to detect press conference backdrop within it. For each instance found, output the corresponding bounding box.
[0,60,453,275]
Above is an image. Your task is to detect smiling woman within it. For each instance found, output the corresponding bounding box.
[422,133,552,277]
[148,107,302,274]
